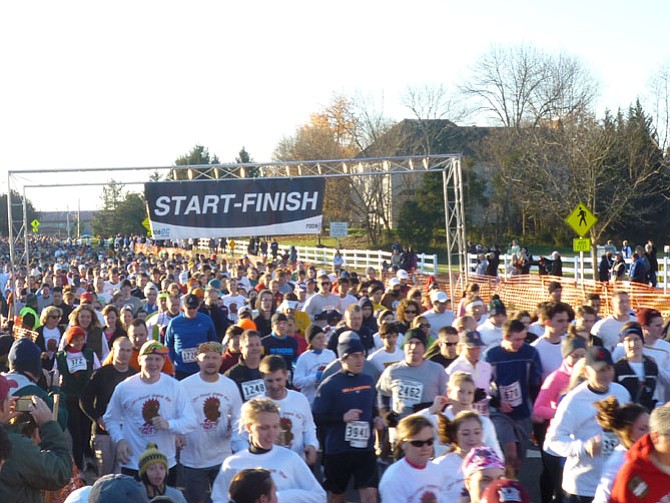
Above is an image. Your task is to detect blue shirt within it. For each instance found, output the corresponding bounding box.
[486,343,542,420]
[312,370,376,454]
[165,312,218,375]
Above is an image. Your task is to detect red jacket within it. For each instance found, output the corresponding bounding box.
[220,349,241,374]
[610,434,670,502]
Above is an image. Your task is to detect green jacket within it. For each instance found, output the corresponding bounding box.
[11,381,68,432]
[55,349,94,398]
[0,421,73,502]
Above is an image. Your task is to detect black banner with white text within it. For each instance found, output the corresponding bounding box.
[144,178,325,239]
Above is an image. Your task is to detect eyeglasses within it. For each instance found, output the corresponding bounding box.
[405,438,434,447]
[419,323,431,329]
[404,310,417,315]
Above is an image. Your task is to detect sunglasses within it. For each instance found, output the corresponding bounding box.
[419,323,431,329]
[405,438,434,447]
[405,310,417,315]
[442,341,458,347]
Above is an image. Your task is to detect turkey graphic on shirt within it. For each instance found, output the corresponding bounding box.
[420,492,437,503]
[202,396,221,430]
[278,416,294,447]
[140,398,160,435]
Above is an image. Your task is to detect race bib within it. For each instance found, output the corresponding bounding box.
[345,421,370,448]
[602,430,619,458]
[67,356,87,373]
[181,347,198,364]
[241,379,266,401]
[499,381,522,408]
[394,380,423,412]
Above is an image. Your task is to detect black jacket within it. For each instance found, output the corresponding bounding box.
[613,356,658,411]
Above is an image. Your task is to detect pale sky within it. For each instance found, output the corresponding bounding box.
[1,0,668,211]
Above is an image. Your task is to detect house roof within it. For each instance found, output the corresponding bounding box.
[358,119,496,158]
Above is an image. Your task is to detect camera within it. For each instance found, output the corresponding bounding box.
[15,396,34,412]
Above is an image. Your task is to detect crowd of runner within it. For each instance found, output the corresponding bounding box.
[1,235,670,502]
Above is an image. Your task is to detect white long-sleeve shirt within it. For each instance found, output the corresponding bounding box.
[179,373,246,468]
[379,457,449,503]
[592,444,627,503]
[477,319,503,348]
[445,355,493,395]
[103,373,198,470]
[592,315,636,352]
[432,452,466,502]
[417,406,503,460]
[268,390,319,458]
[544,381,631,497]
[531,336,566,379]
[210,446,326,503]
[293,349,336,405]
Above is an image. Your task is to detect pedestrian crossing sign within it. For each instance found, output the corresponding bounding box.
[565,203,597,237]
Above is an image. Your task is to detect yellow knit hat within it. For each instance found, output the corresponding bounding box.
[138,443,168,477]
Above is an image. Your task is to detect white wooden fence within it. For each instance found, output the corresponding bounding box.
[198,239,439,276]
[467,252,670,290]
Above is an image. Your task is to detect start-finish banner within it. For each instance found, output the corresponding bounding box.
[144,178,325,239]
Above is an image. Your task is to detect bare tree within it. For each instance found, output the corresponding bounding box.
[271,95,397,246]
[461,44,597,128]
[647,62,670,153]
[517,104,668,274]
[349,91,395,152]
[401,84,467,121]
[400,83,468,154]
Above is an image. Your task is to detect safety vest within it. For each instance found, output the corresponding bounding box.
[17,306,40,330]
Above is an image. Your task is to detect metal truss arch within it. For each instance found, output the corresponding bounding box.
[8,154,467,301]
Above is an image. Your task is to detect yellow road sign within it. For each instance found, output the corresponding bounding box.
[573,238,591,252]
[30,219,40,233]
[565,203,598,237]
[142,217,153,237]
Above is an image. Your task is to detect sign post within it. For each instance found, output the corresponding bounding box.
[565,203,598,282]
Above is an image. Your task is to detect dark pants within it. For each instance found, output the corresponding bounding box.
[541,449,564,503]
[565,495,593,503]
[534,421,564,503]
[66,395,92,470]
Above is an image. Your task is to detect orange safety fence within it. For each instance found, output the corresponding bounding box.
[440,274,670,318]
[130,245,670,317]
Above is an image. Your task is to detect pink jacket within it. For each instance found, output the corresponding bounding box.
[532,359,572,421]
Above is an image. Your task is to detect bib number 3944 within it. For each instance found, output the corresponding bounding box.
[345,421,370,448]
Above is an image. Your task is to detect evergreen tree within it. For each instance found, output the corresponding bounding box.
[172,145,220,180]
